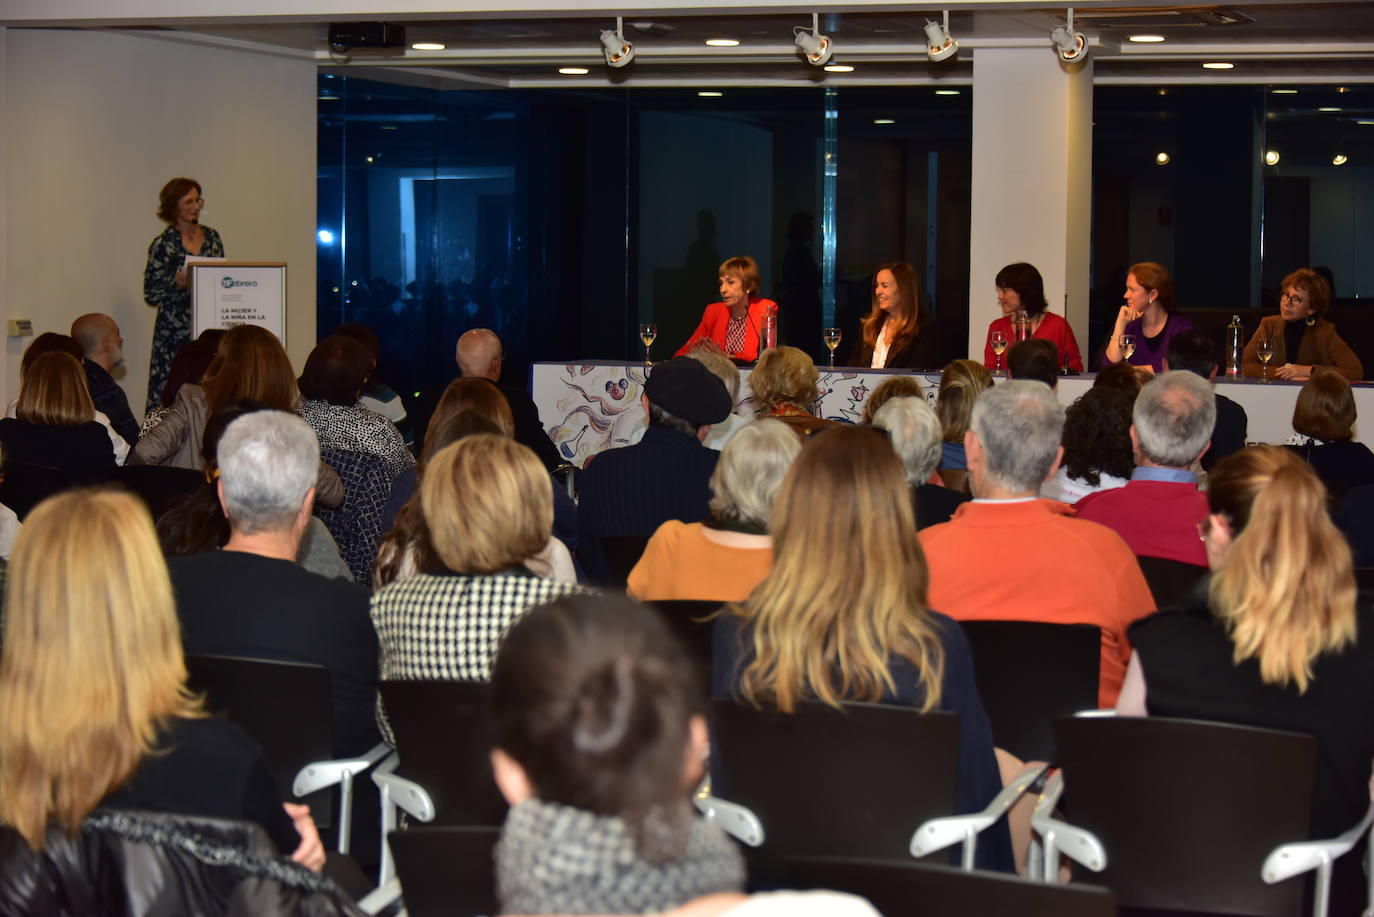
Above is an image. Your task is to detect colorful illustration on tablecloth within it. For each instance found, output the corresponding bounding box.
[819,371,867,424]
[549,366,647,465]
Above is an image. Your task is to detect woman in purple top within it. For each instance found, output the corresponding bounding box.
[1104,261,1193,374]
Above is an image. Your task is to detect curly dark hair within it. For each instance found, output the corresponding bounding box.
[1061,386,1136,487]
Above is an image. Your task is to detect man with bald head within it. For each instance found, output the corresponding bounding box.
[71,312,139,447]
[445,328,561,470]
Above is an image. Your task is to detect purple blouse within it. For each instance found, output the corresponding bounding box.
[1121,313,1194,373]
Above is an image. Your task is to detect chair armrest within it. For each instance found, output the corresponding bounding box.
[1028,771,1107,880]
[371,751,436,823]
[292,742,390,796]
[909,763,1047,869]
[1262,799,1374,917]
[693,794,764,847]
[356,877,403,915]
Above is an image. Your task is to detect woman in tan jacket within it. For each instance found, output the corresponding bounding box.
[1242,268,1362,381]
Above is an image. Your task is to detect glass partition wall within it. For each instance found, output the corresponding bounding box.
[317,76,973,397]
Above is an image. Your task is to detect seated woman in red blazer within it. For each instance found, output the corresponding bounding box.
[676,256,776,363]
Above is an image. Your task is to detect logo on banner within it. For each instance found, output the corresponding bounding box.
[221,276,259,289]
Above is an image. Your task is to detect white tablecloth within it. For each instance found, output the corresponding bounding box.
[530,361,1372,467]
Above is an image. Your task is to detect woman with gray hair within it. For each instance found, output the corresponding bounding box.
[628,419,800,602]
[872,396,970,528]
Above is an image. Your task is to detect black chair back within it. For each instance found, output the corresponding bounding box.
[784,856,1117,917]
[1135,555,1208,610]
[709,699,959,862]
[601,534,650,586]
[645,599,719,691]
[380,680,507,826]
[184,654,337,830]
[109,464,204,522]
[0,461,70,519]
[388,826,500,917]
[959,621,1100,762]
[1053,715,1318,915]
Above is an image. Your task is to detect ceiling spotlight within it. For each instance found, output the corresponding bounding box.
[874,119,895,125]
[1129,34,1165,43]
[1051,9,1088,64]
[925,11,958,63]
[1155,152,1171,165]
[410,42,445,51]
[935,89,961,95]
[1264,150,1280,166]
[1334,154,1349,166]
[794,13,833,67]
[599,17,634,68]
[558,67,589,75]
[698,91,723,98]
[1202,62,1234,70]
[705,38,740,47]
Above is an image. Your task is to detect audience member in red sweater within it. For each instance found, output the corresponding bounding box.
[1075,371,1214,567]
[919,382,1157,707]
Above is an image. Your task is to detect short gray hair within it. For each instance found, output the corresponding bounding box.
[687,349,741,404]
[1133,370,1216,467]
[217,411,320,534]
[971,381,1065,494]
[708,419,801,528]
[872,396,942,485]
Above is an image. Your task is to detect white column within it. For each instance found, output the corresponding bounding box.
[967,46,1092,362]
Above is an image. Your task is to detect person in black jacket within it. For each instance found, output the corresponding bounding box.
[846,261,942,370]
[71,312,140,449]
[449,327,563,470]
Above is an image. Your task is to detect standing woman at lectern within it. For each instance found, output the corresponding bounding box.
[144,178,225,414]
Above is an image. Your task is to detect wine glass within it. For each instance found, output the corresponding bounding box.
[1120,334,1136,362]
[991,330,1008,376]
[822,328,842,368]
[638,323,657,366]
[1256,337,1275,383]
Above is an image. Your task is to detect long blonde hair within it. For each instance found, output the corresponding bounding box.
[16,352,95,426]
[734,426,945,712]
[1208,446,1356,693]
[0,489,201,849]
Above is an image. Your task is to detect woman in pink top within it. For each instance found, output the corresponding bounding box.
[628,419,800,602]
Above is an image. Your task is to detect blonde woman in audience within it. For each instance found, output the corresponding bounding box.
[491,593,876,916]
[1121,445,1374,910]
[0,488,324,869]
[628,419,799,602]
[749,345,834,440]
[934,359,993,475]
[0,352,115,478]
[711,425,1011,871]
[371,434,583,744]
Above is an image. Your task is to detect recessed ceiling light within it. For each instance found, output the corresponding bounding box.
[705,38,740,47]
[698,91,723,97]
[1334,154,1349,166]
[1359,120,1374,126]
[1129,35,1166,43]
[1271,89,1298,94]
[873,119,895,125]
[1202,62,1234,70]
[935,89,961,96]
[380,125,398,130]
[1264,150,1280,166]
[318,94,340,101]
[1338,86,1349,93]
[824,64,854,73]
[558,67,589,75]
[410,42,446,51]
[1319,107,1343,112]
[1155,152,1171,165]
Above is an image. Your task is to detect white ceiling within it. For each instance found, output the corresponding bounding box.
[8,2,1374,89]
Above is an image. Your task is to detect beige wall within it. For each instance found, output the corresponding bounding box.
[2,27,316,414]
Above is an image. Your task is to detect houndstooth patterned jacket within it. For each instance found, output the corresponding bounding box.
[370,570,585,744]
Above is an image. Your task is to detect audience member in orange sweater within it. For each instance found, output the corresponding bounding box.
[918,381,1157,707]
[628,419,800,602]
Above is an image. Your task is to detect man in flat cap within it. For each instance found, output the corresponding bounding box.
[576,356,732,585]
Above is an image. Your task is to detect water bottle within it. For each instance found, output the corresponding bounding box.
[1225,314,1243,379]
[1013,309,1032,343]
[763,304,778,351]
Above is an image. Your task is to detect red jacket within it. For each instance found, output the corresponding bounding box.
[676,297,776,363]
